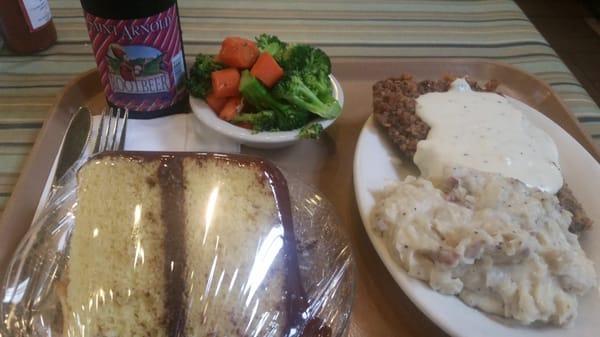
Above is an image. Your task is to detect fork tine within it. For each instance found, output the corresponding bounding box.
[94,107,129,154]
[109,108,118,151]
[122,109,128,150]
[108,109,118,151]
[111,108,121,151]
[113,108,128,151]
[102,108,114,152]
[100,109,112,152]
[108,108,119,151]
[93,108,106,153]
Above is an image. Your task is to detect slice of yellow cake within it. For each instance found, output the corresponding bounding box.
[64,153,303,337]
[183,157,287,337]
[66,156,169,337]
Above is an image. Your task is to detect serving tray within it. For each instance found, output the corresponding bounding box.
[1,58,599,337]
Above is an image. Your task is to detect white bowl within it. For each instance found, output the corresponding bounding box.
[190,75,344,149]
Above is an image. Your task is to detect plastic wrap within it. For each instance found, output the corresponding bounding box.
[0,152,354,337]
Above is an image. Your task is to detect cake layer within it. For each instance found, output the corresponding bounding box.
[67,157,168,337]
[183,157,287,337]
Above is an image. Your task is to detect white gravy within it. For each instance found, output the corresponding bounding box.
[413,79,563,194]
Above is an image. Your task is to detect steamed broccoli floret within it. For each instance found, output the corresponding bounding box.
[272,73,341,119]
[277,43,338,113]
[188,54,223,98]
[299,123,324,139]
[233,111,277,131]
[255,34,287,62]
[239,69,285,111]
[280,44,331,75]
[275,106,311,131]
[239,70,311,130]
[302,72,333,101]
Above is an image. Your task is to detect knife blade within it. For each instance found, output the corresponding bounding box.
[52,106,92,187]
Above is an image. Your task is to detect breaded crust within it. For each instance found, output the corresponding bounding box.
[557,184,593,233]
[372,74,497,157]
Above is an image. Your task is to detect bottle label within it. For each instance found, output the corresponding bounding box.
[84,4,186,113]
[19,0,52,31]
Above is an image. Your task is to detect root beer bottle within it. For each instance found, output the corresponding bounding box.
[80,0,188,119]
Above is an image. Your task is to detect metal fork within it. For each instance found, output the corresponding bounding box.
[93,107,128,153]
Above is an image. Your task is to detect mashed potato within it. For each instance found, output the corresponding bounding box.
[372,167,596,325]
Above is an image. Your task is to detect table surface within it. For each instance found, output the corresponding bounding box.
[1,0,600,213]
[1,1,600,337]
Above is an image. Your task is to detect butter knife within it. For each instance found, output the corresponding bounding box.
[52,106,92,189]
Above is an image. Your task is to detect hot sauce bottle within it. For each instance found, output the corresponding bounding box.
[80,0,188,119]
[0,0,57,54]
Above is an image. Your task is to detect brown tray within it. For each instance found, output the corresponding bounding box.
[1,58,599,337]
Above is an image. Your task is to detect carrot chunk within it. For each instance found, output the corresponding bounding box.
[250,52,284,88]
[218,37,260,69]
[211,68,240,98]
[205,91,227,112]
[219,96,242,121]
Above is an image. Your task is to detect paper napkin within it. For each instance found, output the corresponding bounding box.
[92,113,241,154]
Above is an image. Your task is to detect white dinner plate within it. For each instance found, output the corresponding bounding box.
[353,96,600,337]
